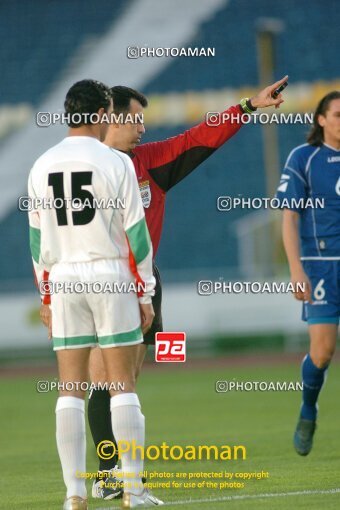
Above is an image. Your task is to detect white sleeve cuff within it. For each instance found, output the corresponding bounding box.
[138,295,152,305]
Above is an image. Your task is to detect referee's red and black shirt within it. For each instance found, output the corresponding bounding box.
[130,104,244,255]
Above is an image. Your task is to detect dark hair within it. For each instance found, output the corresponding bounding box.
[307,90,340,146]
[64,79,111,127]
[110,86,148,115]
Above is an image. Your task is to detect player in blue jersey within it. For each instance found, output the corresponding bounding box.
[276,91,340,455]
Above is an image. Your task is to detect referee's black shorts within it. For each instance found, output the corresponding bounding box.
[143,263,163,345]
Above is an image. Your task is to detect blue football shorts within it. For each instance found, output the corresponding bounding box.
[302,259,340,325]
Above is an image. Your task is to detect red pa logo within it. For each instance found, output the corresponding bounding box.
[155,332,186,362]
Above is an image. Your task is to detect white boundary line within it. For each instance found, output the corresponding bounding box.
[164,488,340,506]
[94,487,340,509]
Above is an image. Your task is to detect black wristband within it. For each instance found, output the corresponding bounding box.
[246,98,257,112]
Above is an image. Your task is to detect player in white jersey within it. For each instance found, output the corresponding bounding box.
[28,80,163,509]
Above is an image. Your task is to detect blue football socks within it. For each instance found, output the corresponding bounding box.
[300,354,328,421]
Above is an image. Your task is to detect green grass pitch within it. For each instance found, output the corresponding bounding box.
[1,359,340,509]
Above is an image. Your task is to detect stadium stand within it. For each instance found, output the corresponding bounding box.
[0,0,339,288]
[0,0,128,105]
[144,0,340,93]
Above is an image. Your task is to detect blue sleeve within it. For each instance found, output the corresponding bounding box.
[275,147,308,212]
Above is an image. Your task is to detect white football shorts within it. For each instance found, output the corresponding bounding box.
[48,259,143,350]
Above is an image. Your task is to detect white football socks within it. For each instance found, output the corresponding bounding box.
[110,393,145,494]
[56,396,87,499]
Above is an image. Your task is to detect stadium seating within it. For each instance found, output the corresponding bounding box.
[0,0,338,287]
[1,0,127,105]
[144,0,340,93]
